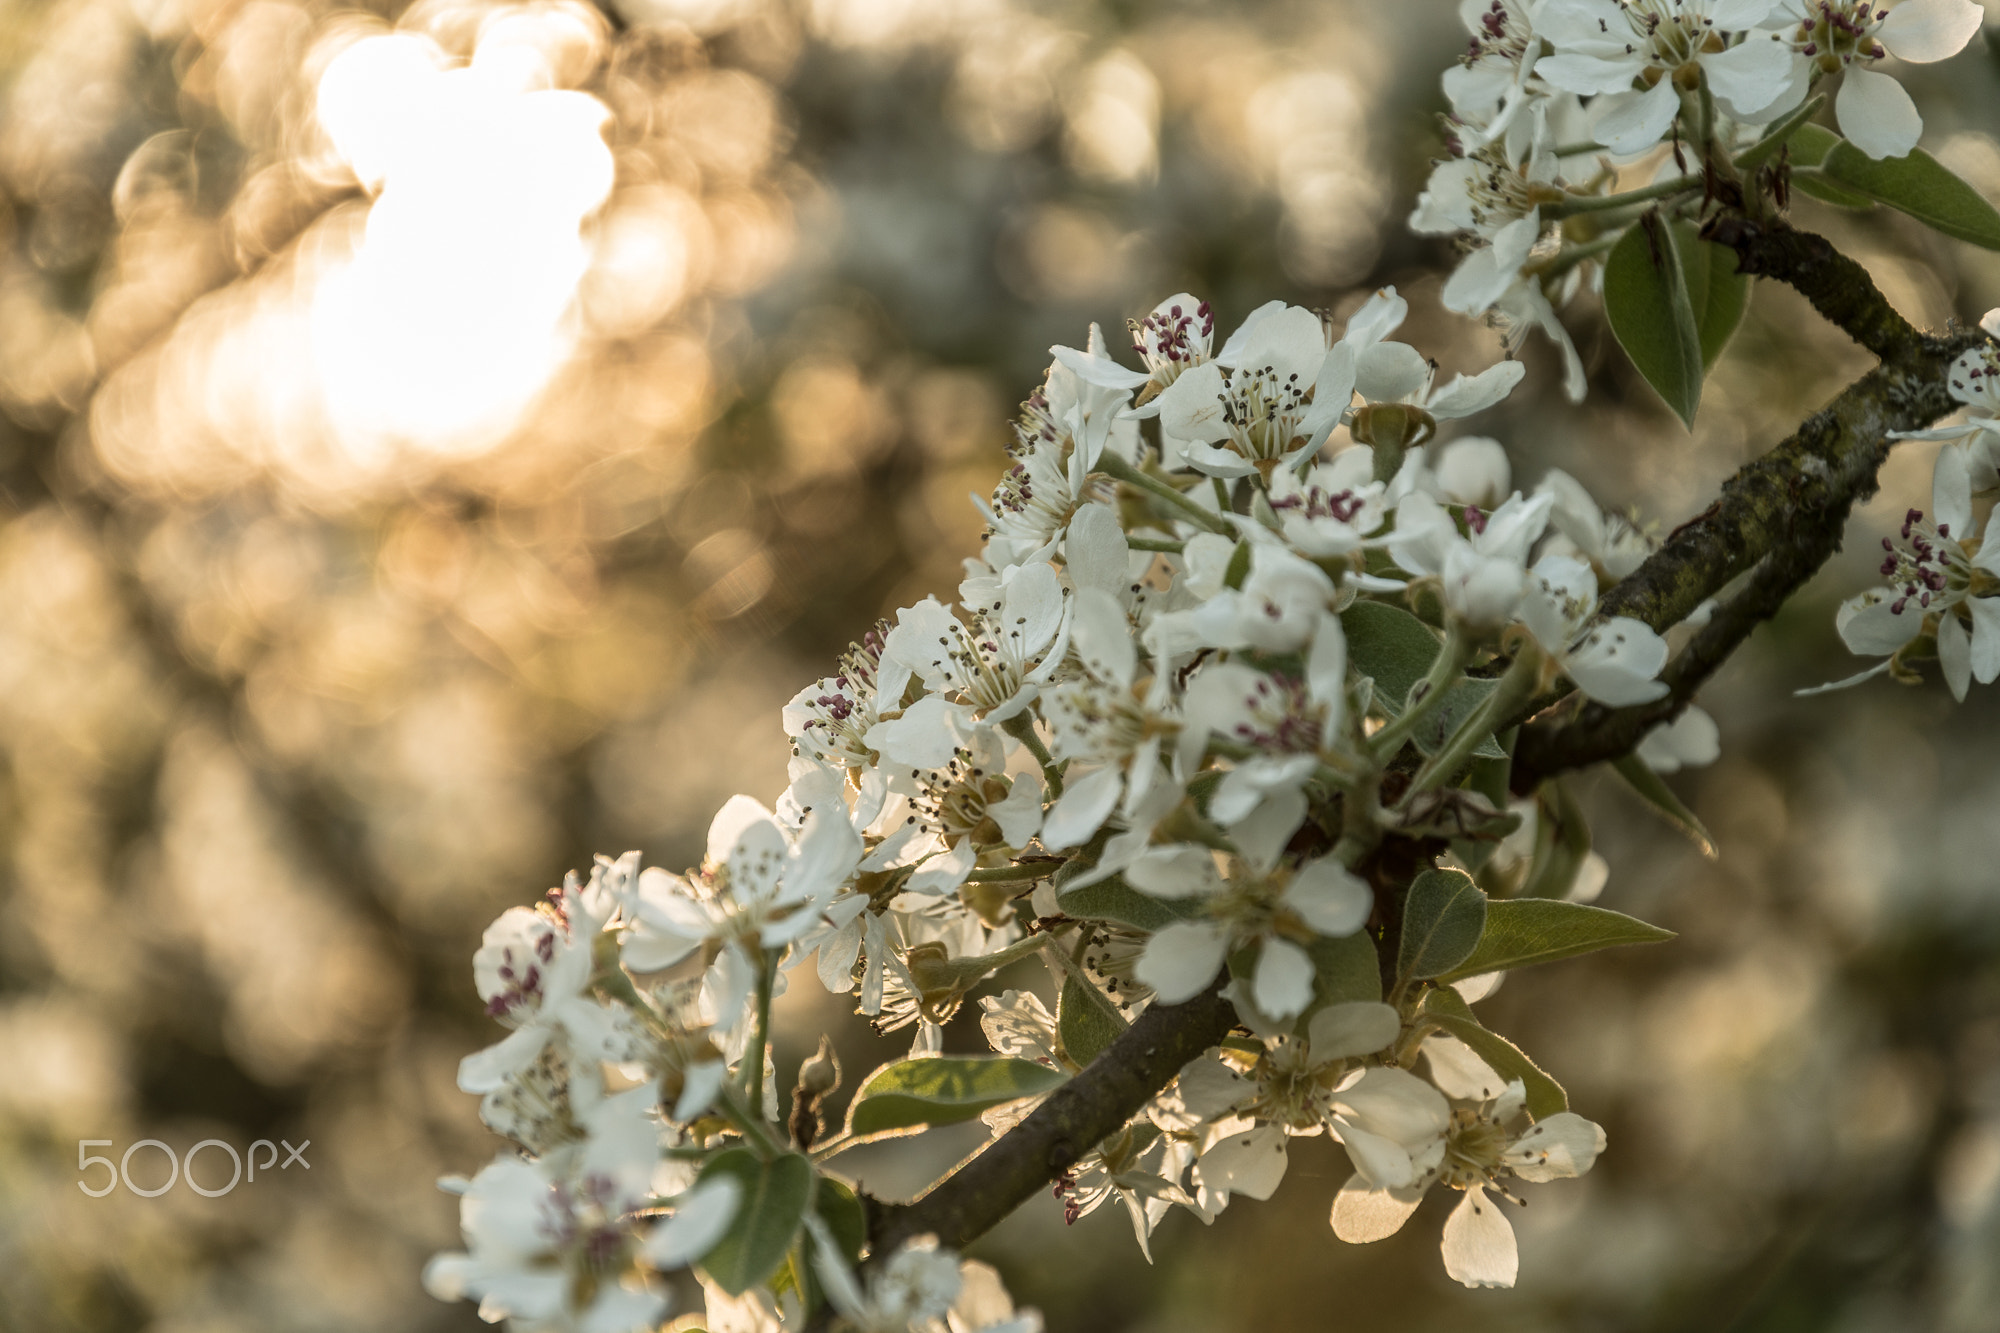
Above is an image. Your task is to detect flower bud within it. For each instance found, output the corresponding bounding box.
[1431,436,1511,509]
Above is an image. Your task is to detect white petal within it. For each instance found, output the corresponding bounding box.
[789,807,863,904]
[1536,52,1646,97]
[1330,1178,1427,1243]
[1702,37,1801,121]
[1432,356,1520,418]
[1306,611,1349,717]
[1334,1067,1453,1145]
[1253,937,1316,1021]
[456,1025,552,1093]
[1282,859,1373,937]
[707,794,781,871]
[1127,844,1224,898]
[1154,361,1231,443]
[1306,1002,1401,1063]
[1134,921,1231,1003]
[1050,342,1149,390]
[1933,440,1975,540]
[1069,586,1137,688]
[1880,0,1984,62]
[1591,77,1680,155]
[1939,611,1972,700]
[1837,591,1923,655]
[1837,68,1922,160]
[864,695,969,769]
[1441,248,1516,317]
[1504,1112,1608,1182]
[1636,705,1721,773]
[1220,305,1325,385]
[1355,341,1431,402]
[1039,765,1124,849]
[1193,1124,1290,1202]
[1563,617,1670,706]
[674,1060,728,1121]
[1422,1033,1507,1101]
[1441,1186,1518,1288]
[1431,436,1513,505]
[1214,299,1289,364]
[1335,1125,1421,1190]
[1229,786,1308,874]
[1002,562,1066,659]
[644,1176,742,1268]
[1341,286,1408,347]
[1066,504,1132,599]
[990,773,1046,848]
[1969,596,2000,684]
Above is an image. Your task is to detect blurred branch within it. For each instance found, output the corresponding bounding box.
[862,980,1236,1257]
[1510,221,1988,786]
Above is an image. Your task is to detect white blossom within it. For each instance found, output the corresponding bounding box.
[1127,847,1372,1020]
[1771,0,1986,159]
[1520,552,1671,705]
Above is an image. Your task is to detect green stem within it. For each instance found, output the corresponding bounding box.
[1127,536,1185,553]
[1406,646,1540,798]
[1545,174,1696,219]
[1368,625,1472,762]
[1552,140,1606,157]
[1533,230,1624,280]
[714,1084,785,1159]
[745,952,776,1119]
[1329,770,1384,870]
[1095,451,1232,535]
[1001,712,1065,799]
[1733,93,1826,173]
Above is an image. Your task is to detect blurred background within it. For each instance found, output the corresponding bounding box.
[2,0,1999,1328]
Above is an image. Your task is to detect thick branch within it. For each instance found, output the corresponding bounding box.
[866,982,1236,1256]
[1511,220,1986,784]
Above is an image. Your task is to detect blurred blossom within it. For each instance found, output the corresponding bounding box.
[1063,51,1159,184]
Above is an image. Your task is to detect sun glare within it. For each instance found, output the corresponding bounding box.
[310,26,614,460]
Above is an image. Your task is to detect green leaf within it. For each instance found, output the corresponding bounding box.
[1058,975,1125,1067]
[1731,93,1826,172]
[1416,987,1568,1120]
[1671,221,1750,370]
[1222,538,1253,591]
[1518,778,1592,902]
[1819,140,2000,249]
[1341,600,1441,718]
[1439,897,1675,983]
[1414,677,1509,761]
[1604,215,1705,428]
[776,1175,868,1317]
[1304,929,1383,1016]
[1397,869,1489,983]
[846,1056,1067,1137]
[695,1150,816,1297]
[1788,124,1882,209]
[814,1177,867,1265]
[1611,753,1717,859]
[1341,600,1504,759]
[1057,875,1203,932]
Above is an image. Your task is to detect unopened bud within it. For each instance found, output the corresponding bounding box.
[797,1034,841,1098]
[1432,436,1512,510]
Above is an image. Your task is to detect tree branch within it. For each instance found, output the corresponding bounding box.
[1510,220,1988,786]
[865,981,1236,1256]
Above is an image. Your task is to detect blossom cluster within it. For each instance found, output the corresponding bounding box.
[1412,0,1986,394]
[428,289,1722,1329]
[1815,310,2000,699]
